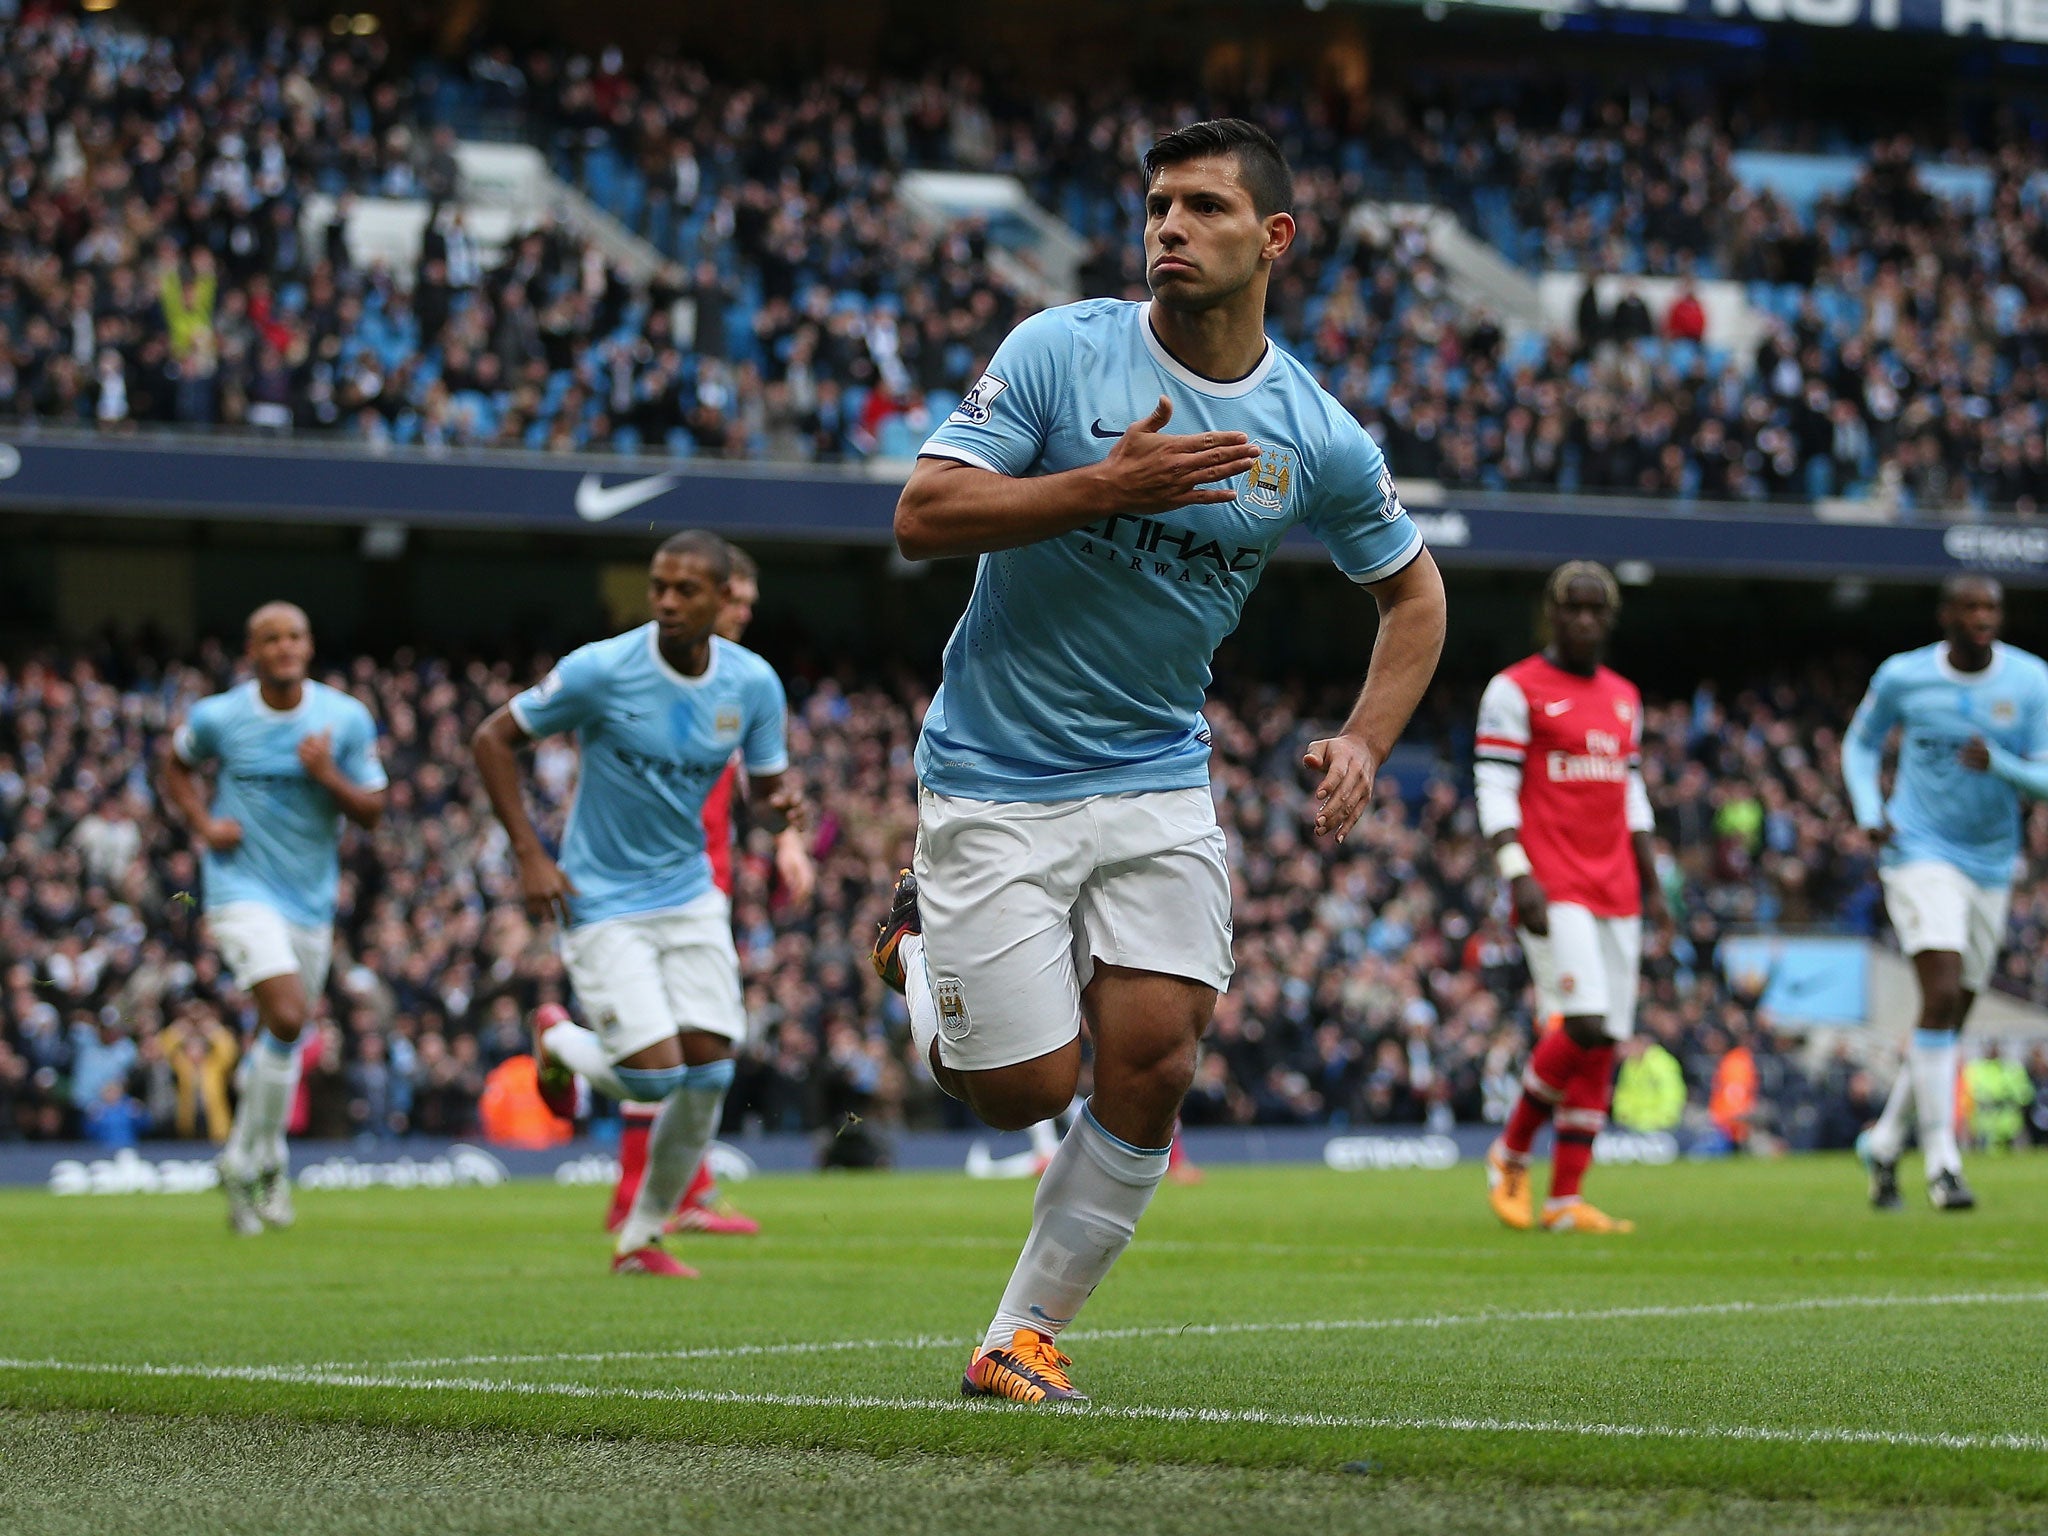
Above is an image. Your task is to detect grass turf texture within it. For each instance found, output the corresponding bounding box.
[3,1157,2045,1535]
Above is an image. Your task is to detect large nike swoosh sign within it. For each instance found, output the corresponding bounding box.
[575,472,682,522]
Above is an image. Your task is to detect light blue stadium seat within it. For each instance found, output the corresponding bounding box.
[875,416,920,458]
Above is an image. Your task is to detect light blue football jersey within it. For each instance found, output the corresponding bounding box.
[915,299,1422,800]
[172,679,387,929]
[1846,640,2048,888]
[510,626,790,926]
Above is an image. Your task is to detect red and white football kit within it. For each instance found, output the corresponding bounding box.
[701,759,740,901]
[1474,654,1652,1040]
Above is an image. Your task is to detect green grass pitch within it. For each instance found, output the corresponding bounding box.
[4,1156,2047,1535]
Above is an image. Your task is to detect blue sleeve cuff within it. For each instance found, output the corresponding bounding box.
[1988,744,2048,800]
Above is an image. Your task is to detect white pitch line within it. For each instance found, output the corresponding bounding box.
[1,1355,2043,1455]
[828,1234,1521,1262]
[358,1287,2048,1372]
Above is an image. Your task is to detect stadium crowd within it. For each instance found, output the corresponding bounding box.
[3,15,2047,513]
[6,641,2048,1157]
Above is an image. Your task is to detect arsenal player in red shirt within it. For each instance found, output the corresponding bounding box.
[1475,562,1670,1233]
[605,543,817,1237]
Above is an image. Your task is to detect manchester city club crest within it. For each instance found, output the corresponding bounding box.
[934,977,972,1040]
[1245,443,1294,512]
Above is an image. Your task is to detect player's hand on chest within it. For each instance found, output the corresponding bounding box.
[248,717,327,783]
[1067,391,1293,529]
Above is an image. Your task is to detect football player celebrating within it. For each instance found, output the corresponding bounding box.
[473,532,800,1276]
[1846,574,2048,1211]
[873,118,1445,1401]
[604,541,814,1239]
[160,602,387,1234]
[1477,562,1668,1234]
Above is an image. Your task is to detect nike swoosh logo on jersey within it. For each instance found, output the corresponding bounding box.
[575,472,682,522]
[1089,418,1124,439]
[1543,700,1574,716]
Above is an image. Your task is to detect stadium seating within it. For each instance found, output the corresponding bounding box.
[2,16,2044,514]
[5,645,2046,1151]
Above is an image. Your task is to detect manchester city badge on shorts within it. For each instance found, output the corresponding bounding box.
[934,977,973,1041]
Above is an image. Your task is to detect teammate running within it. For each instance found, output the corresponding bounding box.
[1846,574,2048,1211]
[473,532,801,1276]
[872,118,1446,1401]
[1478,562,1668,1235]
[604,541,814,1239]
[159,602,387,1235]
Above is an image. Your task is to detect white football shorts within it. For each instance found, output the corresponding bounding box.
[913,784,1234,1073]
[206,901,333,998]
[1519,902,1642,1041]
[1879,860,2011,993]
[559,889,747,1061]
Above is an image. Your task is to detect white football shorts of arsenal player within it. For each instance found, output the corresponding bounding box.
[1473,654,1653,1040]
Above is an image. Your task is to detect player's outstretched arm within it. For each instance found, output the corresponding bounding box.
[1627,766,1671,931]
[156,737,241,852]
[1301,549,1447,842]
[747,770,816,906]
[471,706,577,925]
[895,396,1260,560]
[1963,736,2048,799]
[1472,674,1545,930]
[1841,673,1896,838]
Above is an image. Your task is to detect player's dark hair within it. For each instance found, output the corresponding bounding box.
[725,540,759,583]
[244,600,310,640]
[1939,572,2000,607]
[1142,119,1293,218]
[1545,560,1620,613]
[655,530,732,581]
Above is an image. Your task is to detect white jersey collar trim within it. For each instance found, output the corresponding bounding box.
[1140,303,1276,399]
[648,625,720,689]
[1937,642,2003,686]
[249,680,312,719]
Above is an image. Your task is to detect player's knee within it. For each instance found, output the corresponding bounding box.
[960,1061,1076,1132]
[1140,1033,1201,1101]
[680,1031,736,1068]
[1562,1014,1609,1050]
[972,1102,1052,1135]
[967,1085,1071,1134]
[1096,1029,1199,1122]
[262,997,308,1042]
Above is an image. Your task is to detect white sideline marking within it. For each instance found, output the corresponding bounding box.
[363,1287,2048,1371]
[837,1234,1520,1262]
[2,1354,2044,1455]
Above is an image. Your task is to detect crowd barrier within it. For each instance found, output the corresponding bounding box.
[21,1124,1692,1197]
[5,434,2048,584]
